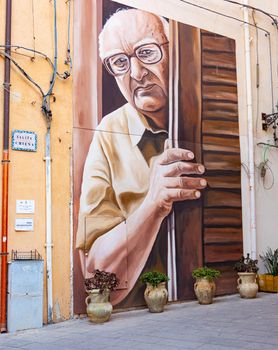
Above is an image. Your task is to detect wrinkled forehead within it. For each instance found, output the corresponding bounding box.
[99,10,168,59]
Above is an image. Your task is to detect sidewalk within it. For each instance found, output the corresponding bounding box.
[0,293,278,350]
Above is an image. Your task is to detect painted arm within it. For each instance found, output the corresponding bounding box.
[85,147,206,305]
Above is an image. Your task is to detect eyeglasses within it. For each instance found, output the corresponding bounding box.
[103,42,169,77]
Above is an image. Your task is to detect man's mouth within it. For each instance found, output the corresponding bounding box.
[135,84,156,92]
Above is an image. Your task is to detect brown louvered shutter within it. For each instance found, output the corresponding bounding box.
[201,31,243,295]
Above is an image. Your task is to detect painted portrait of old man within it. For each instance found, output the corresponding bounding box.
[73,0,243,313]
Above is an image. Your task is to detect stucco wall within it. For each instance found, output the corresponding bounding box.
[0,0,73,322]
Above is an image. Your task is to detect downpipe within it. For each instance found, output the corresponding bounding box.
[45,128,53,323]
[0,0,12,333]
[243,0,257,259]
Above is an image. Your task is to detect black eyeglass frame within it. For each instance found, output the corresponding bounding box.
[103,41,169,77]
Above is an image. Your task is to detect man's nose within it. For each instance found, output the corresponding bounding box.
[130,57,148,81]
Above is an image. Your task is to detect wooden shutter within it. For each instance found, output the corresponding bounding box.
[201,31,243,295]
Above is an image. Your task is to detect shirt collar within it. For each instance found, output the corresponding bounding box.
[124,103,168,147]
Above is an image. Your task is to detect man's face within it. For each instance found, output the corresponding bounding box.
[100,11,169,114]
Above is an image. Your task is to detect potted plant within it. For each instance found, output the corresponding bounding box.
[258,247,278,292]
[140,271,169,313]
[192,267,221,304]
[234,254,259,298]
[84,269,119,323]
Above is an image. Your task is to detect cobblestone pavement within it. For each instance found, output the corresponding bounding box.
[0,293,278,350]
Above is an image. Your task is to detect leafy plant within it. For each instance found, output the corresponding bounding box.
[84,269,120,293]
[260,247,278,276]
[140,271,169,287]
[234,254,259,273]
[192,267,221,281]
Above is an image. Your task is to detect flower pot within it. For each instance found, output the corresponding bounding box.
[85,289,113,323]
[144,282,168,313]
[258,274,278,292]
[194,278,216,305]
[237,272,258,298]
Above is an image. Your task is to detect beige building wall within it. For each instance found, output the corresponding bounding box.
[0,0,278,323]
[0,0,73,322]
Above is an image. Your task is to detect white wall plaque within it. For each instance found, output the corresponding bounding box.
[15,218,34,231]
[12,130,37,152]
[16,200,35,214]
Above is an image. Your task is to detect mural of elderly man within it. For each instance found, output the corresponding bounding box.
[76,8,207,305]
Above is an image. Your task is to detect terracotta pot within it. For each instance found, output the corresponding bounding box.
[237,272,258,298]
[144,282,168,313]
[194,278,216,304]
[85,289,112,323]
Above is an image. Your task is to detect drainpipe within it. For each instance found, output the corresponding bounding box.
[45,128,53,322]
[0,0,12,333]
[243,0,257,259]
[44,0,57,324]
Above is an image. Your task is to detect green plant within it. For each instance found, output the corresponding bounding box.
[140,271,169,287]
[234,254,259,273]
[84,269,120,293]
[192,267,221,281]
[260,247,278,276]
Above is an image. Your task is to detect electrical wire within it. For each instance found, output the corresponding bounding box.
[269,12,278,19]
[263,144,270,163]
[257,142,278,149]
[65,0,73,72]
[220,0,277,113]
[261,144,274,190]
[178,0,270,35]
[41,0,58,127]
[251,10,260,136]
[241,162,250,177]
[0,0,64,128]
[0,84,30,103]
[31,0,36,60]
[178,0,275,114]
[263,163,274,190]
[267,33,275,113]
[0,50,44,97]
[0,45,70,79]
[257,142,277,190]
[221,0,278,28]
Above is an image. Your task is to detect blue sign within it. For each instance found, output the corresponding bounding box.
[12,130,37,152]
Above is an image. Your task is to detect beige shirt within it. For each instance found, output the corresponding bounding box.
[76,103,167,250]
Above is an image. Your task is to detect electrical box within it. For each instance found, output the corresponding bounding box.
[7,258,44,332]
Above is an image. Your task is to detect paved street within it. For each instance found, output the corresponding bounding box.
[0,293,278,350]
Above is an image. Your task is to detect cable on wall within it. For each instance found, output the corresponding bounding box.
[0,50,45,97]
[0,0,72,128]
[178,0,271,34]
[0,45,71,79]
[251,10,260,135]
[221,0,278,28]
[178,0,276,134]
[221,0,277,113]
[41,0,58,128]
[64,0,72,73]
[31,0,36,60]
[257,143,275,190]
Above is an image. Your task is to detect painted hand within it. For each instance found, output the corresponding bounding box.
[143,147,206,218]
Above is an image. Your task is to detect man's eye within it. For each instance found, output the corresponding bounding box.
[139,49,154,57]
[141,49,152,55]
[137,46,160,63]
[113,57,128,67]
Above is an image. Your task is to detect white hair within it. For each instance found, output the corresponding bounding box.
[99,8,169,59]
